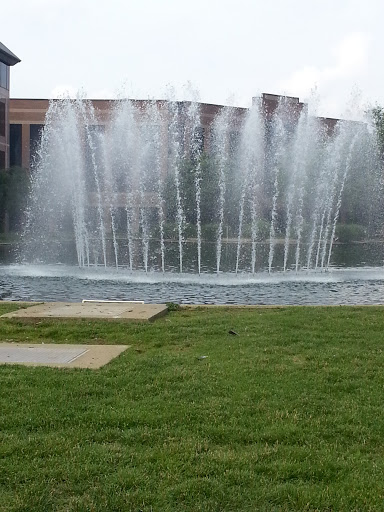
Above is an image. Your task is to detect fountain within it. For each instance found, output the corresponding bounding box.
[2,93,384,304]
[21,95,380,271]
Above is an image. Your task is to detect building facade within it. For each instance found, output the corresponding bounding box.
[8,93,340,171]
[9,98,246,170]
[0,42,20,169]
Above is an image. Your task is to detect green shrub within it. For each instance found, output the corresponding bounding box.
[163,223,178,239]
[201,223,219,241]
[163,222,197,240]
[166,302,181,311]
[335,223,366,243]
[241,219,271,241]
[184,223,197,239]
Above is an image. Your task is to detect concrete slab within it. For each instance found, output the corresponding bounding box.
[0,301,168,322]
[0,343,129,369]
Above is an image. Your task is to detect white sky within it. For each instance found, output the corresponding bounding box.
[2,0,384,118]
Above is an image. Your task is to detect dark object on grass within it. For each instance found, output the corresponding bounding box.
[228,330,238,335]
[166,302,181,311]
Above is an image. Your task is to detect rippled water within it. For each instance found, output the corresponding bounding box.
[1,263,384,305]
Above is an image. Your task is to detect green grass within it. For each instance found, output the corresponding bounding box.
[1,305,384,511]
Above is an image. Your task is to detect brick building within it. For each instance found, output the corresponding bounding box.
[8,93,340,171]
[9,98,247,170]
[0,42,20,169]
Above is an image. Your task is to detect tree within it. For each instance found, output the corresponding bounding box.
[163,153,221,227]
[370,106,384,154]
[0,167,30,233]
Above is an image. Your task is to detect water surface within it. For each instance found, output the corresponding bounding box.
[1,263,384,305]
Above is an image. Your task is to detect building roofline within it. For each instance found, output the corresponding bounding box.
[0,42,21,66]
[9,97,248,110]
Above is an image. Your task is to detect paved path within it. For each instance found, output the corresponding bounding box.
[1,301,168,322]
[0,343,129,369]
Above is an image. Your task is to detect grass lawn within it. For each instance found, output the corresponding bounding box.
[1,304,384,511]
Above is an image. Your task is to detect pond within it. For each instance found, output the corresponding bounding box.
[0,241,383,305]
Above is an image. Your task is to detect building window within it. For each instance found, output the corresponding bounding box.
[10,124,22,167]
[0,63,9,90]
[30,124,44,168]
[0,101,5,137]
[0,151,5,170]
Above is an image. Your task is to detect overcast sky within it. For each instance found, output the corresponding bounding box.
[2,0,384,118]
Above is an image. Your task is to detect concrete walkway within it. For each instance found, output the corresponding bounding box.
[0,342,129,369]
[1,301,168,322]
